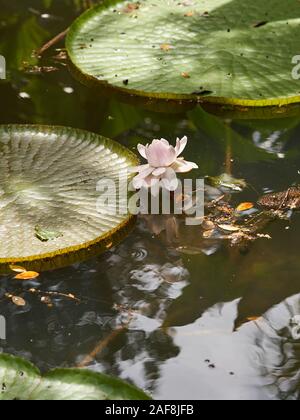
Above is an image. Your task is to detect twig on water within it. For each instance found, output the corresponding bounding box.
[35,28,69,57]
[77,309,135,368]
[77,325,127,368]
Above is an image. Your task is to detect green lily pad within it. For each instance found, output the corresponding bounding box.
[0,125,138,271]
[0,353,150,400]
[66,0,300,107]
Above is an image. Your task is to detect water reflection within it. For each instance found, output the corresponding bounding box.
[158,294,300,400]
[1,212,300,399]
[0,221,188,379]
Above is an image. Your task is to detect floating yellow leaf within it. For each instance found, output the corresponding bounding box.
[236,202,254,212]
[9,265,27,273]
[14,271,40,280]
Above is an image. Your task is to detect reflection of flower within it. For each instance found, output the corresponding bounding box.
[291,315,300,340]
[132,137,198,191]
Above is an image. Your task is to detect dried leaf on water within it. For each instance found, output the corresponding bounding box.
[236,202,254,212]
[218,224,241,232]
[9,265,27,273]
[11,296,26,307]
[14,271,40,280]
[257,186,300,210]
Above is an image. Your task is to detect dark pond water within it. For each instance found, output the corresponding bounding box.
[1,0,300,400]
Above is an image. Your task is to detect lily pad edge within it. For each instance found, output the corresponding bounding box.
[0,124,139,271]
[66,0,300,109]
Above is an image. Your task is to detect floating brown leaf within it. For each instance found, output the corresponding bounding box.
[9,265,27,273]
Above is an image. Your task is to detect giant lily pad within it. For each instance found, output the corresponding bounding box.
[66,0,300,107]
[0,125,138,271]
[0,353,150,400]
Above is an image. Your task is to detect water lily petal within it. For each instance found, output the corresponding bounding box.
[152,167,167,177]
[137,144,148,159]
[174,158,198,173]
[130,163,150,173]
[132,166,155,189]
[132,176,144,190]
[160,138,170,147]
[145,175,160,187]
[161,168,179,191]
[175,136,188,156]
[146,141,176,167]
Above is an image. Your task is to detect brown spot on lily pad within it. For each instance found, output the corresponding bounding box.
[122,2,140,13]
[184,11,195,17]
[160,44,173,52]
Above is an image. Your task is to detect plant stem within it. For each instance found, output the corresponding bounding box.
[35,28,69,56]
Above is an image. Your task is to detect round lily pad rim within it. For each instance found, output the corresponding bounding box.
[66,0,300,108]
[0,124,139,266]
[0,353,152,400]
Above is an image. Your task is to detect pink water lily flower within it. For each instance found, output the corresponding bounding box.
[132,136,198,191]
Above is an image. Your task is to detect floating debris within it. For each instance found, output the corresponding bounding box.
[9,265,27,273]
[258,186,300,210]
[236,202,254,212]
[14,271,40,280]
[24,65,59,75]
[206,173,247,192]
[5,294,27,307]
[218,224,241,232]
